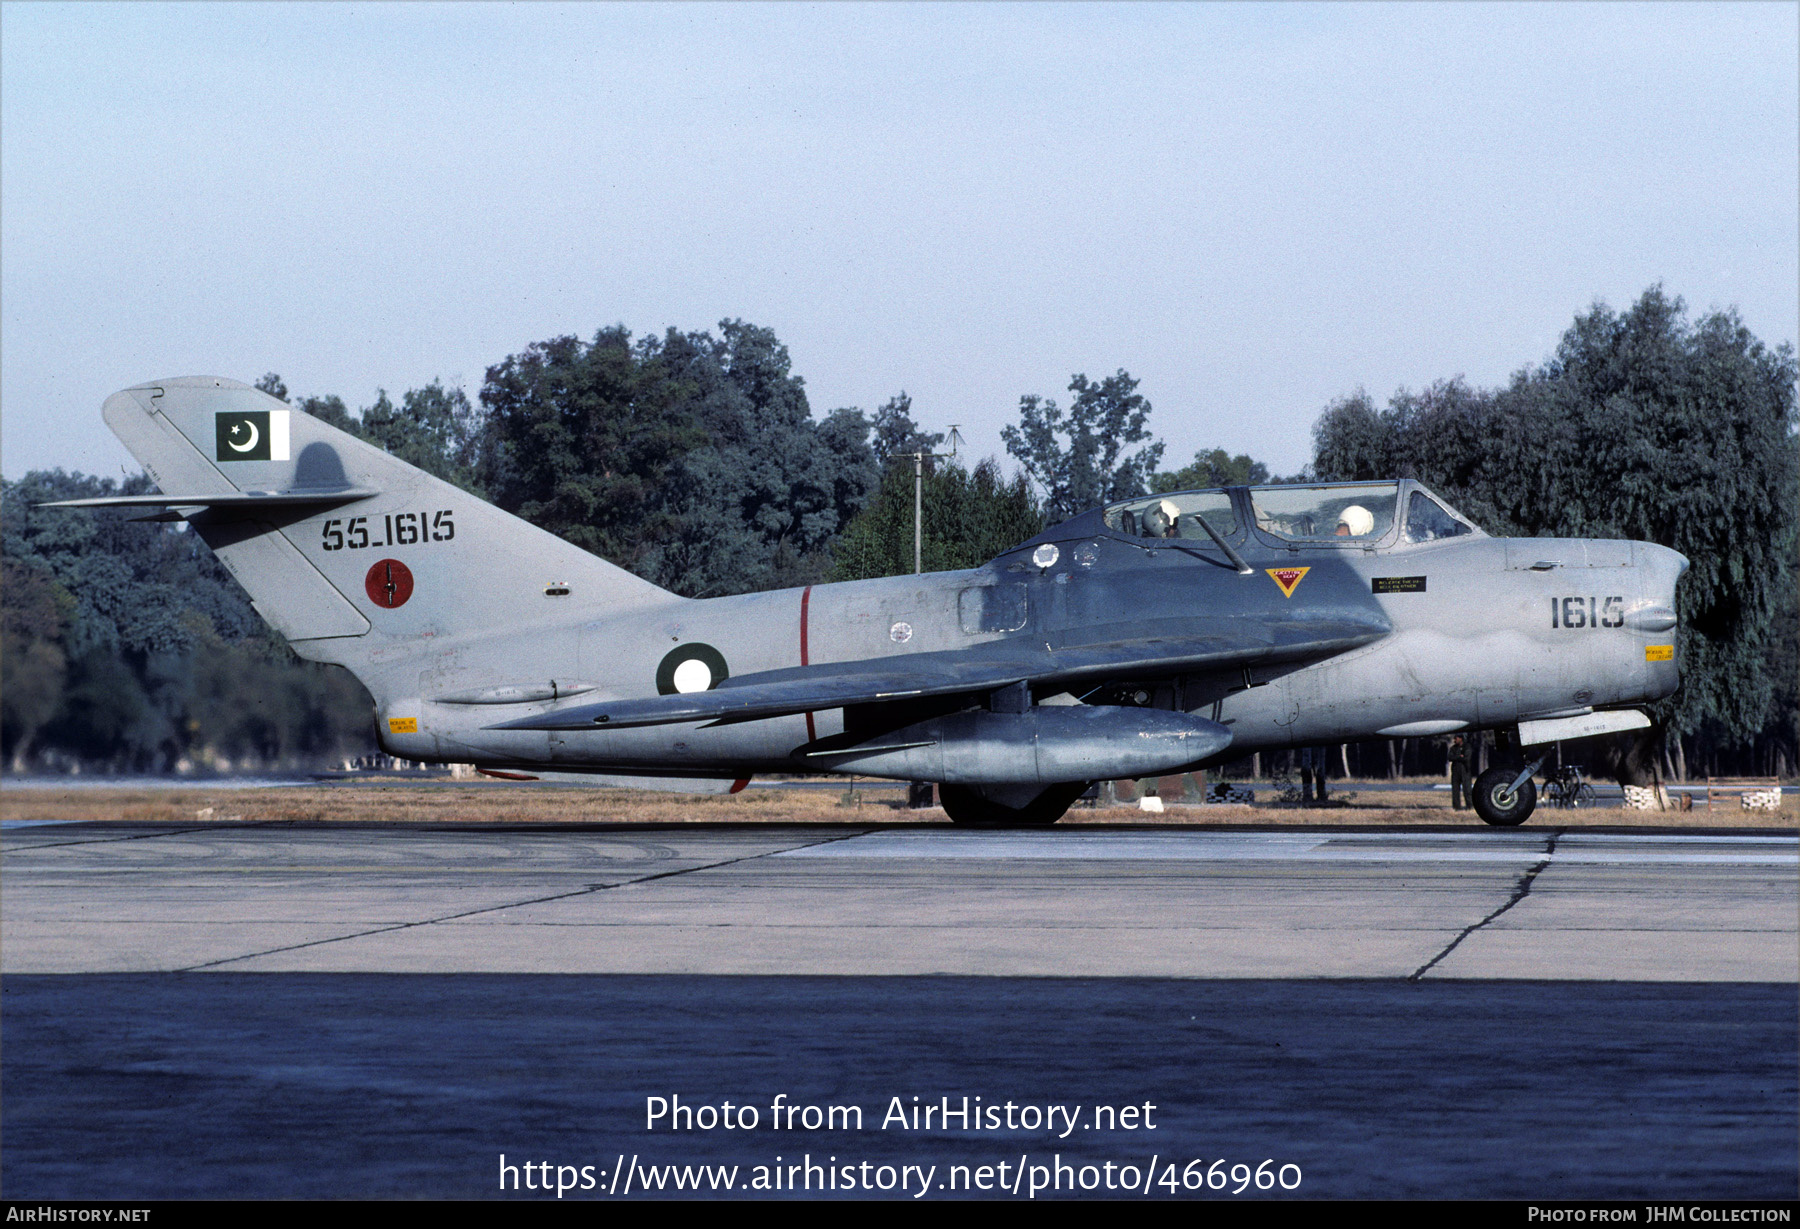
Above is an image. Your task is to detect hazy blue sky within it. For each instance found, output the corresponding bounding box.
[4,1,1795,483]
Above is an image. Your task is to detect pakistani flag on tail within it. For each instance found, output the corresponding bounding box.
[215,409,290,462]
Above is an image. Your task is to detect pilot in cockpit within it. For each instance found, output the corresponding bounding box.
[1141,498,1182,539]
[1334,505,1375,538]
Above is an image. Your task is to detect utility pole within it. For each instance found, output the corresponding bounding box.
[897,426,962,575]
[914,450,923,575]
[889,424,960,812]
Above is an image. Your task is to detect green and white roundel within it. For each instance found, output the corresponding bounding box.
[656,643,729,695]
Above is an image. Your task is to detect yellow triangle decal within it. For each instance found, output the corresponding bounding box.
[1266,566,1311,598]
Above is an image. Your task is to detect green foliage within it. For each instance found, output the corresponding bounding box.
[1153,448,1272,492]
[1003,371,1164,523]
[1311,378,1517,530]
[360,382,486,495]
[479,321,881,596]
[2,471,376,771]
[4,471,262,658]
[644,321,881,595]
[296,393,359,434]
[477,328,703,569]
[831,458,1044,582]
[180,619,375,766]
[870,393,946,467]
[1311,286,1799,751]
[261,373,482,493]
[2,559,73,767]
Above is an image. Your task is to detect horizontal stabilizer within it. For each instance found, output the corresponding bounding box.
[38,489,378,512]
[489,613,1388,732]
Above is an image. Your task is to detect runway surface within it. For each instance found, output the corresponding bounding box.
[4,822,1795,1200]
[3,823,1794,979]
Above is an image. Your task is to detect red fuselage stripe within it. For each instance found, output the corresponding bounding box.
[800,584,816,741]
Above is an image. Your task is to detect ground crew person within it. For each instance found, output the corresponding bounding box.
[1448,734,1471,810]
[1299,746,1328,805]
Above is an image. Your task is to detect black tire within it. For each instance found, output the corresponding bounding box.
[1472,766,1537,827]
[1574,783,1596,808]
[939,782,1088,827]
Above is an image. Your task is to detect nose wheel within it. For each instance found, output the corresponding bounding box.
[1472,765,1540,826]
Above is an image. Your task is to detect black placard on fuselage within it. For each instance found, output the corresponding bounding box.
[1372,576,1427,594]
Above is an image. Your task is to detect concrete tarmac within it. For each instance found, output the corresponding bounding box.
[4,821,1796,1200]
[3,822,1793,980]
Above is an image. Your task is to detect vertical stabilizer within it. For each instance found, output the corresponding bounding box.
[98,376,680,673]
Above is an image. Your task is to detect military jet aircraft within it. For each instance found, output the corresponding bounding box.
[47,377,1687,827]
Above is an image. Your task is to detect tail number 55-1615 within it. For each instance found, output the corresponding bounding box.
[321,510,455,552]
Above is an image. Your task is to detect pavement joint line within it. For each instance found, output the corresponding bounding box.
[170,827,879,972]
[0,819,316,853]
[1408,828,1563,982]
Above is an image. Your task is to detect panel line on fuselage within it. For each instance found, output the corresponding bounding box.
[799,584,816,742]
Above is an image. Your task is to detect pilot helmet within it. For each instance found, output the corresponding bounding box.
[1337,504,1375,536]
[1143,499,1179,535]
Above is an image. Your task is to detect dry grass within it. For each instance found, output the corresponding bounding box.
[2,784,855,827]
[2,781,1793,830]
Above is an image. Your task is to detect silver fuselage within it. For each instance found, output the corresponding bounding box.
[358,493,1684,776]
[75,380,1684,784]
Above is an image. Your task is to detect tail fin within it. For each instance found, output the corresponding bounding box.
[97,375,677,667]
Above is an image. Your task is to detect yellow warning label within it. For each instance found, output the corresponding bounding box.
[1265,566,1311,599]
[1645,645,1674,662]
[388,717,419,734]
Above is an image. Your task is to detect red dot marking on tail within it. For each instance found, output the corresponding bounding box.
[364,558,415,609]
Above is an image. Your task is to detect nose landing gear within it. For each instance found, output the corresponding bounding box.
[1472,766,1538,826]
[1471,744,1549,827]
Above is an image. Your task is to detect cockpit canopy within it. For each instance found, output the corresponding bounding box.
[1105,489,1238,540]
[1101,480,1481,547]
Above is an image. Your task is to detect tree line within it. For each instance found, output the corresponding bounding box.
[1309,288,1796,780]
[4,289,1793,778]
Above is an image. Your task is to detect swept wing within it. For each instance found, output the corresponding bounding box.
[490,611,1388,731]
